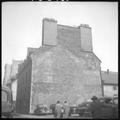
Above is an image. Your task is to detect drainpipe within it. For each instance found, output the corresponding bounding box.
[100,67,104,97]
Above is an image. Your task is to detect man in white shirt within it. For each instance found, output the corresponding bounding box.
[55,101,62,118]
[63,101,70,118]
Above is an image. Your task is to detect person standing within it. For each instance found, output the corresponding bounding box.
[102,98,117,119]
[55,101,62,118]
[63,101,70,118]
[88,96,103,119]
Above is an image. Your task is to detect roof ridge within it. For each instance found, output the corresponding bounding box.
[101,71,118,74]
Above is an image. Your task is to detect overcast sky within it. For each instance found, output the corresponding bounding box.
[2,2,118,82]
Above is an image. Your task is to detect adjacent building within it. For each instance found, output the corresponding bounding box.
[3,64,11,86]
[101,69,118,97]
[16,18,102,114]
[3,60,23,102]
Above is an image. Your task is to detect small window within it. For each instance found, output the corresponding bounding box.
[2,91,8,102]
[113,86,117,90]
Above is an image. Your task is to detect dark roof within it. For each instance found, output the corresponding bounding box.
[101,71,118,85]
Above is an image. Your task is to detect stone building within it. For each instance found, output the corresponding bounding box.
[3,64,11,86]
[16,18,102,114]
[3,60,23,102]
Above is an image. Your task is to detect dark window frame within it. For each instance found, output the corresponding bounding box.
[113,85,117,90]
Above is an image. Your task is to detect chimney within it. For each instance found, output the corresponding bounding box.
[107,69,109,74]
[42,18,57,46]
[78,24,93,52]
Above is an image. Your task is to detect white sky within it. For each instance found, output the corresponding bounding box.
[2,2,118,82]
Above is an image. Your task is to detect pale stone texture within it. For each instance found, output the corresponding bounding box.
[42,18,57,46]
[57,25,81,53]
[30,45,102,113]
[79,25,93,51]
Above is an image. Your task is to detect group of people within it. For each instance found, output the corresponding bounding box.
[54,101,70,118]
[53,96,118,119]
[88,96,118,119]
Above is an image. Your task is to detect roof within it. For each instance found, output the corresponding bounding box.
[101,71,118,85]
[31,45,54,56]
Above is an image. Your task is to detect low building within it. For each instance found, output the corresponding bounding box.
[101,69,118,97]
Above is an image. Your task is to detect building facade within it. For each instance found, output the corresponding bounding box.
[16,18,103,114]
[3,64,11,86]
[3,60,23,102]
[101,69,118,97]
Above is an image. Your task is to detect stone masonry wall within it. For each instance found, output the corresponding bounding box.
[57,25,81,53]
[3,64,11,85]
[42,18,57,46]
[30,45,102,113]
[80,26,93,51]
[16,57,32,114]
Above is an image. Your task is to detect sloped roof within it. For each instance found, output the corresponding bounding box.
[80,50,101,63]
[64,47,101,64]
[30,45,54,56]
[101,71,118,85]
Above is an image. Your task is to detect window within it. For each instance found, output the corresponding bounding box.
[113,86,117,90]
[2,91,7,102]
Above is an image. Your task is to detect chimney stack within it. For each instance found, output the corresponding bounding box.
[78,24,93,52]
[42,18,57,46]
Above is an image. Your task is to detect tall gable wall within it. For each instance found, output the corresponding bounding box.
[30,46,102,113]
